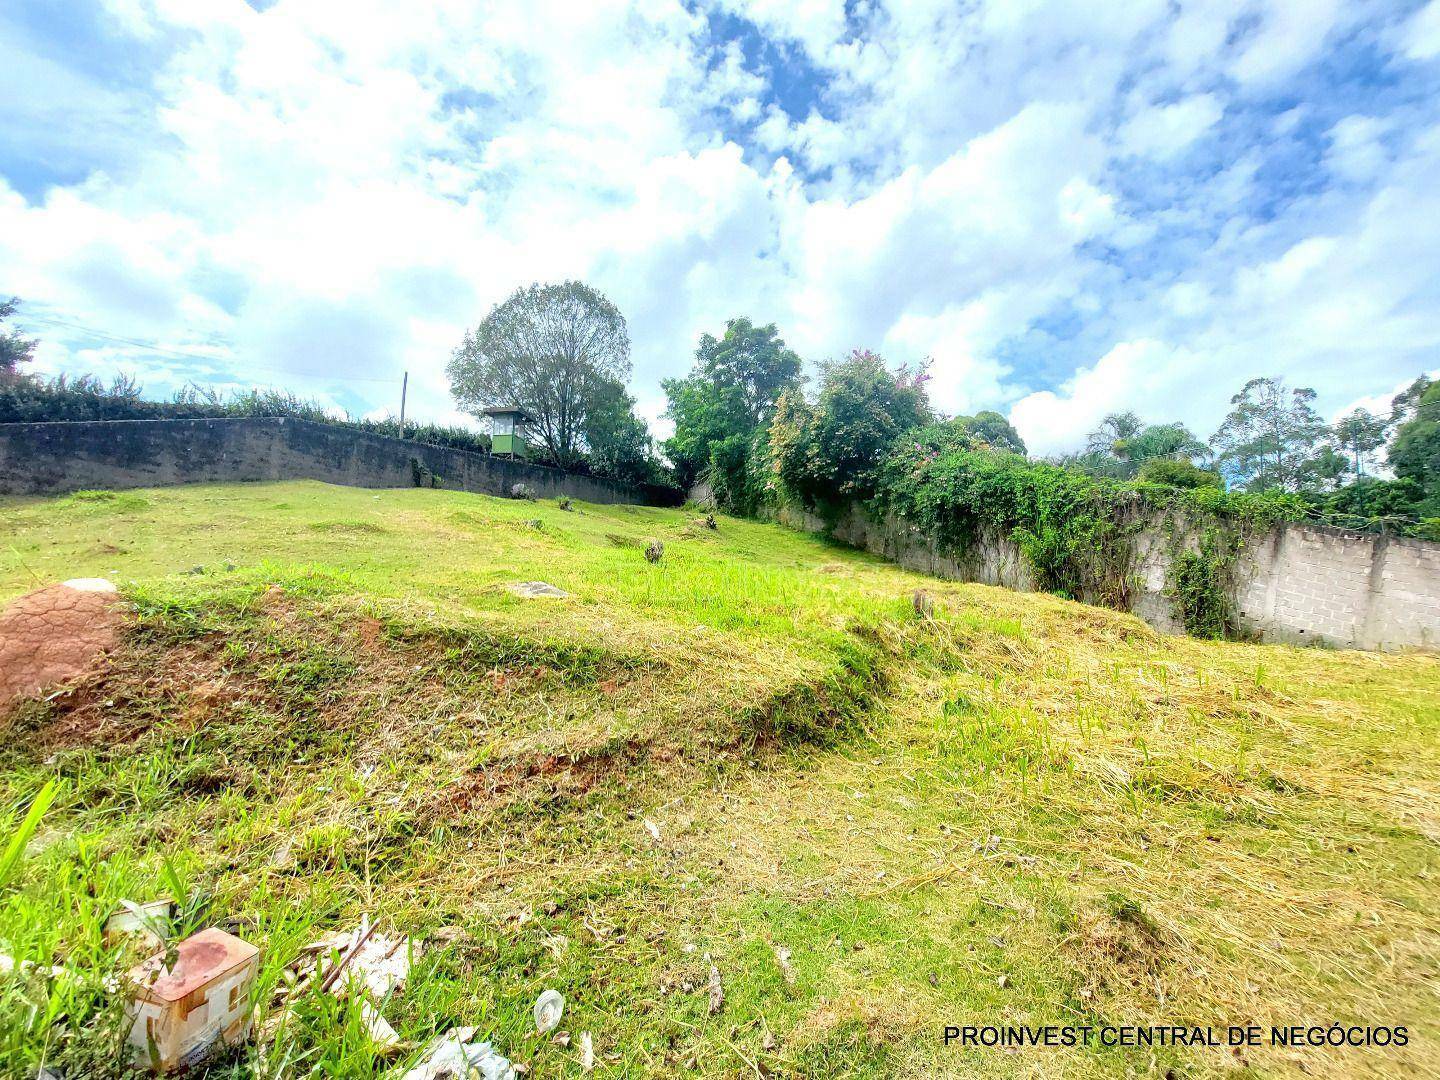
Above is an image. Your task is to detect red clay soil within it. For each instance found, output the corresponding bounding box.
[0,580,125,708]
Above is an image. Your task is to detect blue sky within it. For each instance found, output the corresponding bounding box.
[2,0,1439,452]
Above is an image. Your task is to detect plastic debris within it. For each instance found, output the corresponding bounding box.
[772,944,795,986]
[506,581,569,599]
[533,989,564,1034]
[299,917,417,1002]
[361,1001,400,1054]
[403,1028,516,1080]
[104,898,173,950]
[704,954,724,1015]
[578,1031,594,1072]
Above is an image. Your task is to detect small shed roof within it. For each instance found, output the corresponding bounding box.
[480,405,537,422]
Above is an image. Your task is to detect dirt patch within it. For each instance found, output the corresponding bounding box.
[442,737,661,816]
[0,579,126,710]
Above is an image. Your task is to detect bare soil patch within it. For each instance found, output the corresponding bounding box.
[0,580,125,710]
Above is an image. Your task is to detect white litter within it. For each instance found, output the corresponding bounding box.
[403,1027,516,1080]
[533,989,564,1034]
[104,898,173,950]
[61,578,118,593]
[506,581,568,599]
[361,1001,400,1053]
[578,1031,594,1072]
[302,919,417,1001]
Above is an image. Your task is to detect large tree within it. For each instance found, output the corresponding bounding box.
[952,410,1027,455]
[770,349,932,507]
[1079,411,1207,479]
[584,378,661,487]
[1331,408,1388,479]
[1,297,36,375]
[662,317,801,491]
[1210,377,1328,492]
[448,281,631,468]
[1388,377,1440,511]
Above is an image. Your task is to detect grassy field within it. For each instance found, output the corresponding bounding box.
[1,480,1437,1078]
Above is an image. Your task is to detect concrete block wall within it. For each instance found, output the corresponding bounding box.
[0,417,658,506]
[771,501,1439,653]
[1235,524,1440,651]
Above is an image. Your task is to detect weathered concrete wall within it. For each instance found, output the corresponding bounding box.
[1232,524,1440,651]
[773,503,1440,653]
[0,417,654,505]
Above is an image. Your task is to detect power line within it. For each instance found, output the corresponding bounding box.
[17,314,405,384]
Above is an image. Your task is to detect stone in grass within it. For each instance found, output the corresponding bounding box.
[644,540,664,564]
[506,582,569,599]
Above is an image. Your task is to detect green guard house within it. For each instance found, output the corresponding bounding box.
[483,405,535,460]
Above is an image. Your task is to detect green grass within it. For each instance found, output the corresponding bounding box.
[1,481,1437,1078]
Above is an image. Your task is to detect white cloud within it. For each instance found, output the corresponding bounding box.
[1120,94,1224,160]
[1325,115,1392,182]
[1402,0,1440,60]
[0,0,1435,458]
[1229,0,1346,86]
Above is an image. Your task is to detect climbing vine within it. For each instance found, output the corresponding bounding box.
[870,427,1301,636]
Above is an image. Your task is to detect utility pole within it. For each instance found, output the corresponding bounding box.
[398,370,408,438]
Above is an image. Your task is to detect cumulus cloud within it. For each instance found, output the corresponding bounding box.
[1120,94,1224,161]
[0,0,1436,457]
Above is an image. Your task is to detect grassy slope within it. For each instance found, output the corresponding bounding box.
[0,481,1436,1078]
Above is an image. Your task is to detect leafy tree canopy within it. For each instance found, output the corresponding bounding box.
[1136,457,1223,490]
[1331,408,1388,479]
[770,349,932,509]
[1210,377,1328,492]
[1,297,37,375]
[662,317,801,490]
[1080,412,1207,479]
[952,410,1027,455]
[448,281,631,468]
[1388,377,1440,511]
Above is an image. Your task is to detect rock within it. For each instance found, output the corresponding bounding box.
[644,541,664,564]
[509,483,536,501]
[506,582,569,599]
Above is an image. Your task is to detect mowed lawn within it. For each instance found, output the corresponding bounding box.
[1,480,1437,1078]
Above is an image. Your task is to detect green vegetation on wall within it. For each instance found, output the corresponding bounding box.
[874,425,1301,633]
